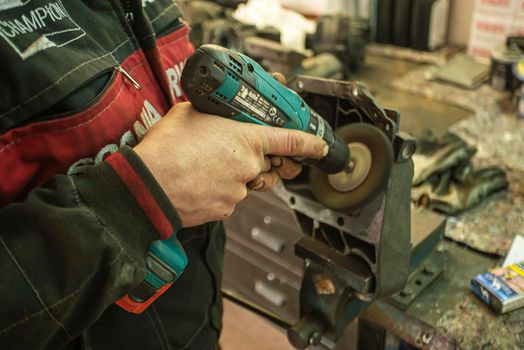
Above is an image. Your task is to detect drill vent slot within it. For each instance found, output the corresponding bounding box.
[200,82,213,92]
[207,96,220,106]
[215,92,227,100]
[196,89,204,96]
[226,71,239,81]
[228,55,242,74]
[213,60,225,72]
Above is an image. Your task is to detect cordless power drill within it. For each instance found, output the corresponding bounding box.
[181,44,352,174]
[116,44,390,314]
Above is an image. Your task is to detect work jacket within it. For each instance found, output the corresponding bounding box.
[0,1,224,349]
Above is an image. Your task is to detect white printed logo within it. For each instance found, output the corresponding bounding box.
[165,61,186,100]
[0,0,85,60]
[240,86,249,99]
[480,286,490,302]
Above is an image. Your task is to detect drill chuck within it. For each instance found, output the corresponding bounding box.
[305,109,350,174]
[181,44,350,174]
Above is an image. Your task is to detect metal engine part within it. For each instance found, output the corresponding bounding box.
[179,0,257,51]
[244,37,344,79]
[199,19,256,52]
[243,36,308,77]
[273,76,415,348]
[309,15,370,73]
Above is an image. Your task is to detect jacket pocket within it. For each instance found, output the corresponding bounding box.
[36,68,117,124]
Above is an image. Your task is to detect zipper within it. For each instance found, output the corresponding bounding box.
[116,65,141,90]
[119,0,134,23]
[36,68,118,121]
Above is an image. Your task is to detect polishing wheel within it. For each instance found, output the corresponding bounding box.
[310,123,394,211]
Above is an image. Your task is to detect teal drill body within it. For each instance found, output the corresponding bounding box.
[212,53,312,131]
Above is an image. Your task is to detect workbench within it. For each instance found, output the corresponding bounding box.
[223,50,524,350]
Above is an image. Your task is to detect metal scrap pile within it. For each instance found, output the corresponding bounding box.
[178,0,258,52]
[179,0,370,80]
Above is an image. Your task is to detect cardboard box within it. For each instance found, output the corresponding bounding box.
[468,0,524,60]
[471,261,524,314]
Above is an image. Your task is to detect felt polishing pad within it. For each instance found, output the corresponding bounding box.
[310,123,394,211]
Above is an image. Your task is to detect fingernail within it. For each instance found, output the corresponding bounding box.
[249,176,264,190]
[271,157,283,168]
[322,144,329,157]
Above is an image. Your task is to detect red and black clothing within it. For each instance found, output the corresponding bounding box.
[0,1,224,349]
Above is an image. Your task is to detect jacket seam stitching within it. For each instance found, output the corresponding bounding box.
[0,83,124,154]
[150,3,177,24]
[151,304,171,349]
[179,312,210,350]
[145,309,168,350]
[0,39,132,119]
[0,238,74,339]
[0,244,126,337]
[0,245,125,336]
[0,175,143,336]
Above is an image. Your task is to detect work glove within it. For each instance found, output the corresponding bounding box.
[412,167,509,215]
[413,132,477,186]
[412,131,509,215]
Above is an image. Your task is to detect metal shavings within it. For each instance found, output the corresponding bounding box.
[436,295,524,350]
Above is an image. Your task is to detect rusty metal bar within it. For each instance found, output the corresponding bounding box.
[360,301,456,350]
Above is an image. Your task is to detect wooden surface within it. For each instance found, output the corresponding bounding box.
[220,299,293,350]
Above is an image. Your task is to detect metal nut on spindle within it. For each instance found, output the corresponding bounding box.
[312,274,336,295]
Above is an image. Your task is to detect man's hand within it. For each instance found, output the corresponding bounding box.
[134,102,326,227]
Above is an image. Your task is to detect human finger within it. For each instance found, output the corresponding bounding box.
[271,72,286,85]
[272,157,302,180]
[247,170,280,191]
[257,127,328,160]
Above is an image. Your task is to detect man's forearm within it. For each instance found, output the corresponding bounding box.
[0,147,181,349]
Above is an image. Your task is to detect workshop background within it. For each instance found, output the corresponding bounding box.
[178,0,524,349]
